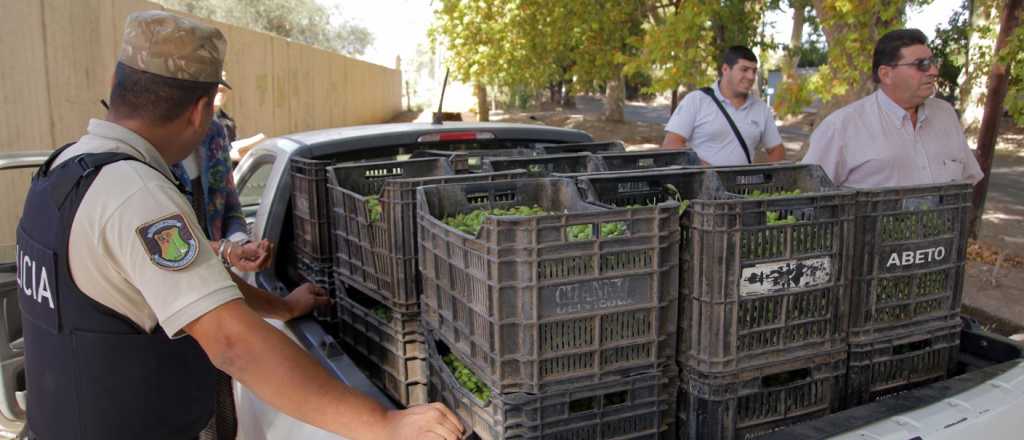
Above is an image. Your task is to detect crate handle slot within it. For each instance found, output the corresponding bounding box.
[493,190,516,203]
[364,167,405,179]
[637,158,656,169]
[603,390,629,407]
[466,192,490,205]
[761,367,811,388]
[568,396,598,415]
[892,338,933,356]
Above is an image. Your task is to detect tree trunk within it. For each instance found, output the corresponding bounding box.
[561,79,576,108]
[969,0,1021,238]
[670,87,680,114]
[783,2,806,84]
[961,1,1002,129]
[810,0,903,126]
[475,82,489,122]
[604,73,626,122]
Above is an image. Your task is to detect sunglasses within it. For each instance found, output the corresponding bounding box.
[890,57,940,72]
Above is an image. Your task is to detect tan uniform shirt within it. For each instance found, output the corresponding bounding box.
[54,119,241,337]
[801,90,983,188]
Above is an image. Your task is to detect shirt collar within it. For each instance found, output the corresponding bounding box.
[713,80,751,110]
[86,119,179,183]
[875,89,928,128]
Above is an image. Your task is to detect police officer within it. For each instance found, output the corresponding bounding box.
[16,11,463,440]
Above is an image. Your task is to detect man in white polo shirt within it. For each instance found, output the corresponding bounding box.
[662,45,786,166]
[802,29,983,188]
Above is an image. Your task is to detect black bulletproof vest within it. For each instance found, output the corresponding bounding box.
[16,145,217,440]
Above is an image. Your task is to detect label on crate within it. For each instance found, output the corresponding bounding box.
[740,257,832,296]
[539,276,652,317]
[883,246,947,270]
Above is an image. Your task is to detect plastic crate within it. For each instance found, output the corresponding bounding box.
[290,157,331,220]
[334,285,427,406]
[537,141,627,155]
[849,183,972,342]
[483,153,608,177]
[295,246,332,287]
[427,335,677,440]
[599,150,701,172]
[411,148,537,173]
[328,156,523,311]
[844,321,960,408]
[683,164,856,373]
[417,178,680,394]
[679,350,846,440]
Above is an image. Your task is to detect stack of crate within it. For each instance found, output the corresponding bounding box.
[845,183,971,407]
[582,164,855,440]
[325,157,524,406]
[417,178,679,439]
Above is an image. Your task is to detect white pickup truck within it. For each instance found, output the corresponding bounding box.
[2,122,1022,439]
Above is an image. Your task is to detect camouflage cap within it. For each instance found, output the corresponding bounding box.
[118,10,231,88]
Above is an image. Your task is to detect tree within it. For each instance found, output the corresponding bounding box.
[157,0,374,56]
[971,0,1022,237]
[808,0,921,124]
[773,0,813,116]
[930,0,972,105]
[628,0,769,114]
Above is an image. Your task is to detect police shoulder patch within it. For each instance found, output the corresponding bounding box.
[136,213,199,271]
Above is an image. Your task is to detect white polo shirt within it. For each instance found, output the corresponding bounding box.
[665,81,783,166]
[801,90,983,188]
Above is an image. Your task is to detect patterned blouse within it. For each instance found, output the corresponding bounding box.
[170,119,247,242]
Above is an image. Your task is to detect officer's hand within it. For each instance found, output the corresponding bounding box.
[283,283,330,320]
[229,239,273,272]
[383,403,464,440]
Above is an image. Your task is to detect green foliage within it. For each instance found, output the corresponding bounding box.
[156,0,373,56]
[442,205,547,236]
[366,196,382,223]
[372,305,391,322]
[627,0,769,94]
[443,353,491,403]
[930,0,972,102]
[746,189,803,198]
[1002,21,1024,125]
[766,211,799,224]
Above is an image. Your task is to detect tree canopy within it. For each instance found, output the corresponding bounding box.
[158,0,373,56]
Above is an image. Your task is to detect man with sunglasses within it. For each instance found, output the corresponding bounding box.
[802,29,982,187]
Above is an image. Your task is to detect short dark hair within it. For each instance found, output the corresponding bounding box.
[872,28,929,83]
[721,46,758,70]
[109,63,218,124]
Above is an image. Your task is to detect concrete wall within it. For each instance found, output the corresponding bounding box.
[0,0,402,258]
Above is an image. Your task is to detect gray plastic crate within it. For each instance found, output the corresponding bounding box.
[334,286,427,406]
[411,148,537,173]
[849,183,971,343]
[483,153,608,177]
[290,157,333,265]
[683,164,856,373]
[599,150,701,171]
[537,141,627,155]
[427,335,677,440]
[417,178,680,394]
[328,157,524,311]
[679,349,846,440]
[844,321,960,409]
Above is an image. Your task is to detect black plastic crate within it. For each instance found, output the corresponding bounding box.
[295,246,332,288]
[334,285,427,406]
[417,178,680,394]
[328,156,523,312]
[411,148,537,173]
[844,321,960,408]
[483,153,607,177]
[849,183,972,342]
[679,350,846,440]
[682,164,856,373]
[537,141,627,155]
[599,150,701,172]
[427,335,677,440]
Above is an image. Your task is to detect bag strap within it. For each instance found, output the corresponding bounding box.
[700,87,752,164]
